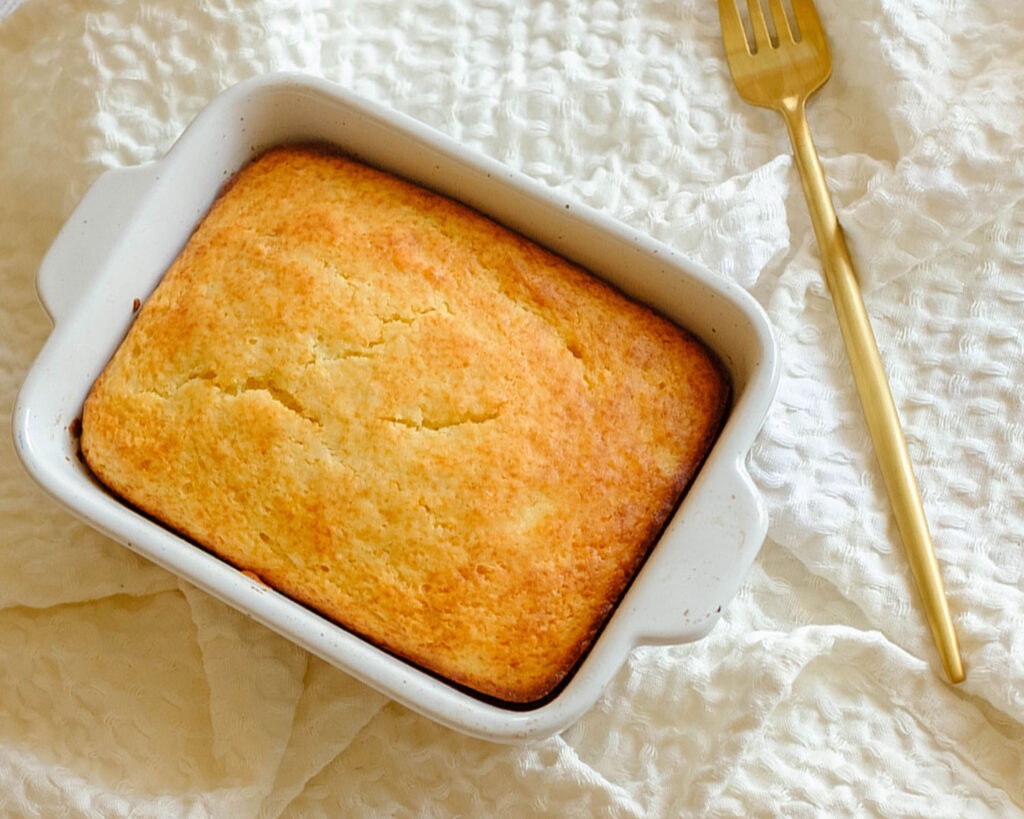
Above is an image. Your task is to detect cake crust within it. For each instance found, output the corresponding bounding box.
[81,145,730,703]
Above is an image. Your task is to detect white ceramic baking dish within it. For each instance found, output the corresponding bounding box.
[13,72,778,743]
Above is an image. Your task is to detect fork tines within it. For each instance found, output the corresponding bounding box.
[720,0,807,52]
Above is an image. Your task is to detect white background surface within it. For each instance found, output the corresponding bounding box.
[2,1,1022,816]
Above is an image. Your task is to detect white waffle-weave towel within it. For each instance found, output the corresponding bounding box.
[0,0,26,22]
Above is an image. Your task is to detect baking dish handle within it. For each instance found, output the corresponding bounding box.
[633,459,769,645]
[37,163,163,323]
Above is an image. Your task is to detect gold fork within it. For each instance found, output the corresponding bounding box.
[718,0,965,683]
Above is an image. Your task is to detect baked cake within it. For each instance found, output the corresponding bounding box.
[80,145,730,703]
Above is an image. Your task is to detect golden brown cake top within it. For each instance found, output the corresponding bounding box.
[81,145,729,703]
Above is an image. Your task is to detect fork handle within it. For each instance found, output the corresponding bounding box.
[781,99,965,684]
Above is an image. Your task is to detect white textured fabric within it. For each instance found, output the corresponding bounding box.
[0,0,25,22]
[2,1,1023,816]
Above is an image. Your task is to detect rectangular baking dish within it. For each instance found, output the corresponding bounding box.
[13,72,778,743]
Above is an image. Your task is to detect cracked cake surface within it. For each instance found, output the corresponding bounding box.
[80,145,730,703]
